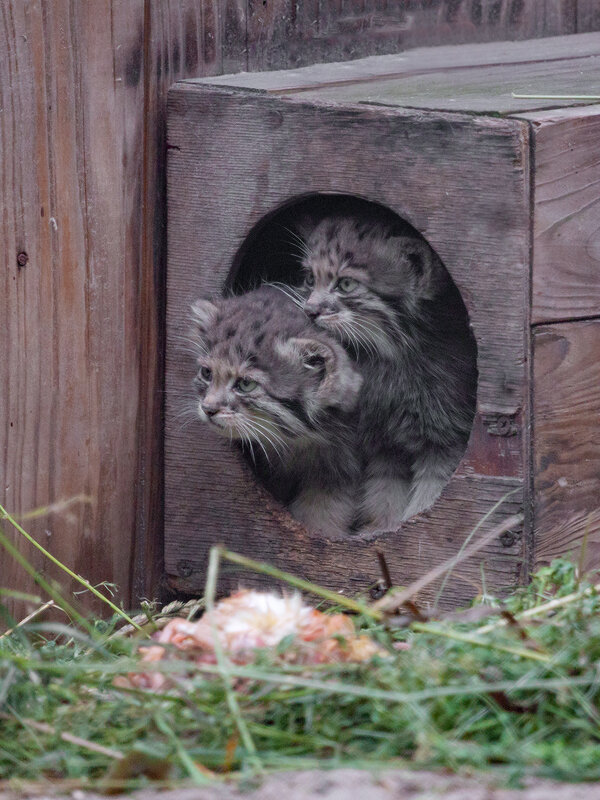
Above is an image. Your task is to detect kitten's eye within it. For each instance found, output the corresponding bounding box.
[337,277,359,294]
[199,366,212,382]
[305,272,315,287]
[235,378,258,393]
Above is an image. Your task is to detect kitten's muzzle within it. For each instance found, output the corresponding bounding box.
[201,406,237,433]
[304,303,339,322]
[201,403,220,418]
[304,295,334,319]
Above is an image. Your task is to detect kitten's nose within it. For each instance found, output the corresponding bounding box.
[202,404,219,418]
[305,306,319,320]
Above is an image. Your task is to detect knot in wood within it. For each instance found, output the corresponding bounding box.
[17,251,29,268]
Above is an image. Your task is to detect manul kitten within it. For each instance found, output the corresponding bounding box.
[298,214,477,526]
[190,286,363,537]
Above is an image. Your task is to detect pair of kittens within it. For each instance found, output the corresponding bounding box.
[191,214,477,536]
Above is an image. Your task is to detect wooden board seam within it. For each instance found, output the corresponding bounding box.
[170,82,534,129]
[524,114,536,582]
[264,54,600,96]
[531,313,600,327]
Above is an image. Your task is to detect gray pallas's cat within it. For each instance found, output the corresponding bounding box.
[298,214,477,525]
[190,285,363,536]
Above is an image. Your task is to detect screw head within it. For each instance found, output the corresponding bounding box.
[369,581,386,600]
[500,530,517,548]
[496,415,511,435]
[176,559,193,578]
[17,251,29,268]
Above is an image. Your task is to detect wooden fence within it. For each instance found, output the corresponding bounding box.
[1,0,598,615]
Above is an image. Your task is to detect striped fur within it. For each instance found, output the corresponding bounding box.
[298,214,478,527]
[190,286,363,537]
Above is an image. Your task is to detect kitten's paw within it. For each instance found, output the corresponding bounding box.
[358,475,411,532]
[289,488,355,538]
[402,480,444,519]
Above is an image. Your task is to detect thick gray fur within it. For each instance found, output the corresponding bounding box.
[297,214,477,526]
[190,285,363,537]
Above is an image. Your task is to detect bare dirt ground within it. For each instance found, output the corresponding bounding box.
[4,769,600,800]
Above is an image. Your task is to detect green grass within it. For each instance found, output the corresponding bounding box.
[2,506,600,791]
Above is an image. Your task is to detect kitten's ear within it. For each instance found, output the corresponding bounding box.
[292,215,317,244]
[393,237,446,296]
[394,237,431,277]
[278,337,362,412]
[190,299,219,334]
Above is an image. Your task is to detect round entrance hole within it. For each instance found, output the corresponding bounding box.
[226,194,478,532]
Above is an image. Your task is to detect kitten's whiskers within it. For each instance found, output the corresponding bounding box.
[342,317,378,361]
[335,318,363,360]
[264,281,304,308]
[283,226,311,259]
[248,417,290,457]
[236,419,259,466]
[240,418,273,464]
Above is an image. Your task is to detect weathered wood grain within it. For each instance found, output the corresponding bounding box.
[165,83,530,603]
[0,0,249,620]
[129,0,249,605]
[246,0,583,71]
[203,32,600,113]
[277,54,600,114]
[0,0,145,613]
[577,0,600,32]
[517,105,600,324]
[2,0,597,622]
[222,0,247,72]
[169,472,524,609]
[533,321,600,570]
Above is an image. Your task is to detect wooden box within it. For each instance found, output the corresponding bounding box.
[165,33,600,606]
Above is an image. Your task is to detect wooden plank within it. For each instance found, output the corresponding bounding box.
[0,0,51,599]
[131,0,214,606]
[577,0,600,32]
[248,0,406,70]
[122,0,248,604]
[517,105,600,324]
[545,0,577,34]
[169,474,525,609]
[222,0,247,73]
[165,84,530,603]
[0,0,249,622]
[0,0,144,616]
[394,0,576,45]
[197,32,600,112]
[533,321,600,571]
[245,1,582,71]
[275,55,600,114]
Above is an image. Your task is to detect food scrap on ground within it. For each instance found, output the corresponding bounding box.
[117,590,388,690]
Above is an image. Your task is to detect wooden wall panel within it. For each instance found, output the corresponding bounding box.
[533,321,600,570]
[577,1,600,32]
[0,0,248,618]
[0,0,145,613]
[522,106,600,324]
[129,0,246,604]
[247,0,582,71]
